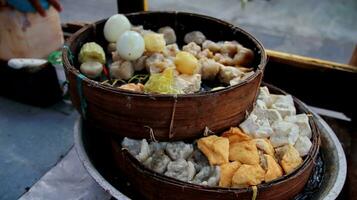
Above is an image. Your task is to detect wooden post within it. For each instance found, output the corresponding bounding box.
[349,45,357,66]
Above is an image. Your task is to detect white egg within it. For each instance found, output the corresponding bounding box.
[117,31,145,60]
[103,14,131,43]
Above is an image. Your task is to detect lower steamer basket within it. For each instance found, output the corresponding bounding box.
[110,84,320,200]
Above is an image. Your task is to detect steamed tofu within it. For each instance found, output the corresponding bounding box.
[285,114,312,139]
[257,86,273,107]
[270,95,296,118]
[294,136,312,157]
[252,106,283,125]
[270,121,299,147]
[239,114,273,138]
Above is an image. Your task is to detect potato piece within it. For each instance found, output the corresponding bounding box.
[232,164,265,187]
[146,53,175,74]
[199,58,221,80]
[133,55,147,71]
[202,40,221,52]
[175,51,199,75]
[233,47,254,67]
[144,33,166,52]
[118,83,144,93]
[264,154,283,182]
[222,127,252,144]
[158,26,176,44]
[184,31,206,45]
[183,42,201,57]
[275,145,303,174]
[221,41,239,57]
[219,161,241,187]
[107,42,116,53]
[197,135,229,165]
[163,44,180,58]
[219,66,243,84]
[110,61,134,80]
[229,140,260,165]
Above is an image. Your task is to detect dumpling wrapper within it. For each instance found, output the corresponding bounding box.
[254,138,275,156]
[229,140,260,165]
[275,145,303,174]
[197,135,229,165]
[219,161,241,187]
[232,164,265,187]
[263,154,283,182]
[221,127,252,144]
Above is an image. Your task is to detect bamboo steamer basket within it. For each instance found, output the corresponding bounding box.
[110,84,320,200]
[62,11,267,140]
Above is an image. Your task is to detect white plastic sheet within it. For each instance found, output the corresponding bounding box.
[19,148,111,200]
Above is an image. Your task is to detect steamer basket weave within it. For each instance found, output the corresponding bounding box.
[110,84,320,200]
[62,11,267,140]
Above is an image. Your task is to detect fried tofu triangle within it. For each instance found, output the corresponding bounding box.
[197,135,229,165]
[275,145,303,174]
[222,127,252,144]
[229,140,260,165]
[263,154,283,182]
[219,161,241,187]
[232,164,265,187]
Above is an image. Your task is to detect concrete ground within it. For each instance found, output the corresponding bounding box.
[1,0,356,199]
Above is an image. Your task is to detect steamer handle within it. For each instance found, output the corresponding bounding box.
[117,0,148,14]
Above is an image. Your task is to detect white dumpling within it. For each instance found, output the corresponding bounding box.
[206,166,220,187]
[143,150,171,173]
[188,148,209,172]
[121,137,142,156]
[165,142,194,160]
[285,114,312,139]
[135,139,152,162]
[164,159,196,182]
[294,136,312,157]
[191,166,220,187]
[149,142,168,152]
[271,95,296,117]
[270,121,299,147]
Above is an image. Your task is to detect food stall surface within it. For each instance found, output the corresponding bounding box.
[0,0,356,199]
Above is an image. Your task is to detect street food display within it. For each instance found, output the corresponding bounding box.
[77,14,255,94]
[121,86,313,188]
